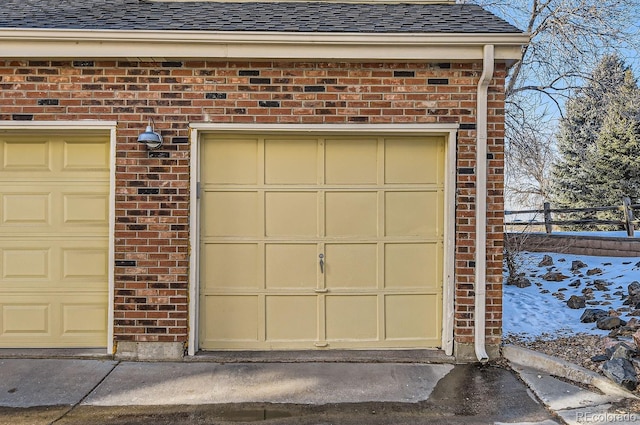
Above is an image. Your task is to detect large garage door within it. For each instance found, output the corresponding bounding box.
[0,132,109,348]
[199,134,444,350]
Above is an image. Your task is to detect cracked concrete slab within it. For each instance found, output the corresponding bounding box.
[83,362,454,406]
[0,359,117,407]
[515,366,624,411]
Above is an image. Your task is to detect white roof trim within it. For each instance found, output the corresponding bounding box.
[0,29,529,62]
[0,120,118,130]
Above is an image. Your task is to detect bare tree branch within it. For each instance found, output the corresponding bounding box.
[460,0,640,208]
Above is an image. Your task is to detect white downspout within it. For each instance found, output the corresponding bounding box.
[475,44,494,363]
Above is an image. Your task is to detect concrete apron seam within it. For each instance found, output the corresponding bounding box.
[50,360,121,424]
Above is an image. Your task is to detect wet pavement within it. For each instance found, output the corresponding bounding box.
[0,361,558,425]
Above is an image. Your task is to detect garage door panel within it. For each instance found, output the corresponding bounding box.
[266,296,317,341]
[202,243,260,290]
[0,293,107,346]
[266,244,316,289]
[62,302,107,335]
[265,192,317,237]
[63,193,109,225]
[325,138,378,185]
[2,139,50,171]
[386,294,440,341]
[385,137,443,184]
[326,295,378,341]
[385,191,441,237]
[2,304,49,335]
[62,139,110,171]
[325,192,378,237]
[265,138,317,184]
[62,248,107,281]
[200,134,445,350]
[0,133,109,348]
[204,191,259,237]
[2,240,107,287]
[3,248,50,280]
[203,296,259,342]
[2,192,50,225]
[202,137,259,185]
[385,243,441,289]
[325,243,377,289]
[2,185,109,233]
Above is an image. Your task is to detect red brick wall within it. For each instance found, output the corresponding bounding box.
[0,59,506,350]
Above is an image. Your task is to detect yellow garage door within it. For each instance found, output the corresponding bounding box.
[0,132,109,348]
[200,134,444,350]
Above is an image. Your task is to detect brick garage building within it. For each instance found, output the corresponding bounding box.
[0,0,527,361]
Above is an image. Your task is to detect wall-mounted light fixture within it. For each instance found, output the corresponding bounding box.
[137,118,163,150]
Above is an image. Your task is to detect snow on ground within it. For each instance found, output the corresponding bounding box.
[503,251,640,340]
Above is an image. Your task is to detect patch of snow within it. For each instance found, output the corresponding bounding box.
[503,251,640,340]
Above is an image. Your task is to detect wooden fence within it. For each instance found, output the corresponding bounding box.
[504,197,640,237]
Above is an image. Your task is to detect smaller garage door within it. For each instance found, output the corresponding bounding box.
[199,133,445,350]
[0,132,110,348]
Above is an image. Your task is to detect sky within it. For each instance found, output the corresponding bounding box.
[503,250,640,340]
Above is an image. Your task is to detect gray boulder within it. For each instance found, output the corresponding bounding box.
[596,316,626,330]
[628,281,640,306]
[586,268,603,276]
[580,308,608,323]
[601,358,638,391]
[610,343,636,360]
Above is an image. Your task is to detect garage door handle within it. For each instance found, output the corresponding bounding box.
[319,254,324,273]
[314,288,328,293]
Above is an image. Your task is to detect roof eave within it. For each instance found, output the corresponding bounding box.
[0,28,530,63]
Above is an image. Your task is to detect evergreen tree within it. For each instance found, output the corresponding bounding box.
[551,54,630,210]
[589,70,640,208]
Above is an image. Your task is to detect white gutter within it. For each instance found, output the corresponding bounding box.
[474,44,494,363]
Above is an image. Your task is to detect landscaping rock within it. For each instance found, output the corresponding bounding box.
[596,316,626,330]
[591,354,610,362]
[542,271,569,281]
[506,274,531,288]
[566,295,586,309]
[634,329,640,348]
[538,255,554,267]
[601,357,638,391]
[580,308,608,323]
[610,343,636,360]
[586,268,603,276]
[628,281,640,306]
[594,281,610,291]
[568,279,581,288]
[571,260,588,272]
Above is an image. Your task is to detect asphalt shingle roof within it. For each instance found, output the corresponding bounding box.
[0,0,522,33]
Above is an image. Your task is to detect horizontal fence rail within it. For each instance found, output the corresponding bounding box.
[505,197,639,237]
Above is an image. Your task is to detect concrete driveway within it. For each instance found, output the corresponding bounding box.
[0,358,559,424]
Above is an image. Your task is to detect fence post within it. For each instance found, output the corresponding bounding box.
[623,196,634,237]
[543,202,552,234]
